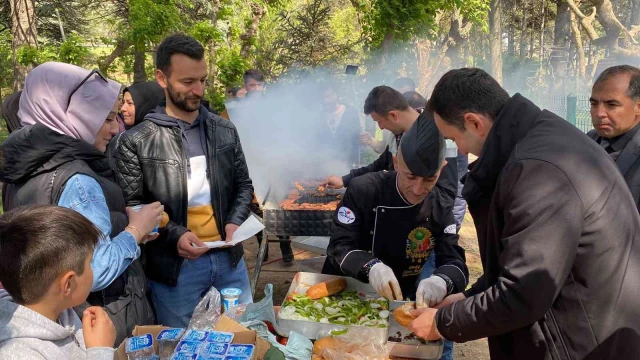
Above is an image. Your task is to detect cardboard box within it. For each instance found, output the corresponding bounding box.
[115,316,271,360]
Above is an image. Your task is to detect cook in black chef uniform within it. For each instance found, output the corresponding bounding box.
[322,113,468,306]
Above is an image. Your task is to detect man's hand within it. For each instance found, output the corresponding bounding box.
[408,307,442,341]
[177,232,209,259]
[82,307,116,349]
[416,276,447,308]
[323,175,344,189]
[368,262,403,301]
[434,292,465,309]
[225,223,239,243]
[360,132,373,145]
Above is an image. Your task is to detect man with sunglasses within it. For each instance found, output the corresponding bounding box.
[115,35,255,328]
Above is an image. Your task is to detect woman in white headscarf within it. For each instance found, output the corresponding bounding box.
[0,62,163,344]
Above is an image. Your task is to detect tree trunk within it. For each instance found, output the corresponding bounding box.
[539,0,547,64]
[570,11,586,77]
[508,23,516,56]
[207,0,221,97]
[10,0,38,92]
[133,46,147,84]
[568,0,640,55]
[554,0,571,47]
[445,9,474,68]
[490,0,503,83]
[240,2,266,58]
[378,31,395,69]
[632,0,640,26]
[99,39,131,74]
[520,0,529,60]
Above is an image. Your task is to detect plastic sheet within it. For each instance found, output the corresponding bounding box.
[315,327,391,360]
[188,287,222,330]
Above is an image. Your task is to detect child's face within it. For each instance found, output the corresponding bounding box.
[70,253,94,306]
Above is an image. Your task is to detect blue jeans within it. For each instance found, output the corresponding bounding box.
[417,253,454,360]
[148,251,253,328]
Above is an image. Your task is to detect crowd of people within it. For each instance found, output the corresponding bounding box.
[0,32,638,360]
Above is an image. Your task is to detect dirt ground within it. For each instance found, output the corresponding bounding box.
[243,211,490,359]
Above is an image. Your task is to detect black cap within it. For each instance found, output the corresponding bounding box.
[399,111,445,177]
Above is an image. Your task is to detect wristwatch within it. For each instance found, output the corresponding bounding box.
[436,274,455,295]
[359,258,382,281]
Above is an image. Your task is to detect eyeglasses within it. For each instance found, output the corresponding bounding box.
[66,69,108,110]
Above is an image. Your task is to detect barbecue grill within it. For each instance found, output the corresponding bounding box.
[250,180,344,298]
[262,182,343,237]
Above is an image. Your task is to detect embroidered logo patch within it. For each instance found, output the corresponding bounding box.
[406,227,434,263]
[337,207,356,224]
[444,224,456,234]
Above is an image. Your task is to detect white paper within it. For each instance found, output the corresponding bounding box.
[192,214,264,249]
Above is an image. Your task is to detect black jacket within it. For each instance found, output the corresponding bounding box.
[323,171,468,297]
[115,105,254,286]
[0,124,155,344]
[587,126,640,212]
[435,94,640,359]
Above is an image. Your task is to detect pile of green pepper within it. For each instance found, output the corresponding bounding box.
[279,290,389,328]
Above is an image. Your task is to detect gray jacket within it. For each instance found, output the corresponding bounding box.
[0,290,114,360]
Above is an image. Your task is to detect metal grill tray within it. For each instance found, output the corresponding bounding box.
[263,209,334,236]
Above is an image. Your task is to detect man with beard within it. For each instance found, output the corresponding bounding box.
[115,34,255,327]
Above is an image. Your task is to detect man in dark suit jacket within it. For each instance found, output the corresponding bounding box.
[588,65,640,211]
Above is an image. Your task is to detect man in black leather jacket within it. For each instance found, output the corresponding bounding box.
[115,34,255,327]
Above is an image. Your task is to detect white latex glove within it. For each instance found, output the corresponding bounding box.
[368,262,403,301]
[416,276,447,308]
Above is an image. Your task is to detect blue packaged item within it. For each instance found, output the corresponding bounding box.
[196,356,225,360]
[226,344,254,358]
[205,331,234,344]
[200,342,229,356]
[220,288,242,311]
[157,328,186,360]
[224,356,250,360]
[174,340,203,354]
[158,328,186,341]
[182,329,209,342]
[169,353,198,360]
[130,205,159,234]
[125,334,155,359]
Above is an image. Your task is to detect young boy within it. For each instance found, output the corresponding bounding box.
[0,205,116,359]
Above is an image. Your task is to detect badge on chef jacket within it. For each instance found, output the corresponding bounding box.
[337,207,356,224]
[444,224,456,234]
[406,227,434,263]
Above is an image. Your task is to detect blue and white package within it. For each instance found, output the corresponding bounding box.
[182,329,209,342]
[226,344,254,358]
[157,328,186,360]
[205,331,234,344]
[158,328,186,341]
[197,355,225,360]
[169,353,198,360]
[224,356,250,360]
[174,340,204,354]
[200,342,229,356]
[125,334,155,359]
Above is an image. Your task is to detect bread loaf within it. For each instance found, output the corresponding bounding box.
[306,278,347,299]
[392,302,417,327]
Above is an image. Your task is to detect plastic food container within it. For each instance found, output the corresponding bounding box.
[157,328,185,360]
[220,288,242,311]
[226,344,254,358]
[182,330,209,342]
[205,331,234,344]
[174,340,204,354]
[125,333,155,359]
[131,204,159,235]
